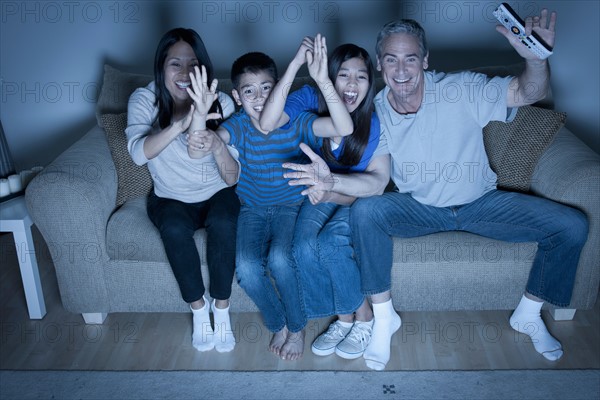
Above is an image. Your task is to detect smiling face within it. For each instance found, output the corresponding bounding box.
[335,57,370,114]
[377,33,429,109]
[163,40,199,107]
[232,70,275,129]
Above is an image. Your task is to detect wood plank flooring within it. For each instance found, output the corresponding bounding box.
[1,230,598,371]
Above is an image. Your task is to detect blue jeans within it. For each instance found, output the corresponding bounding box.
[293,200,364,318]
[147,187,240,303]
[235,204,307,333]
[350,190,588,307]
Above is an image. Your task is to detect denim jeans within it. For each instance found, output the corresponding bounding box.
[147,187,240,303]
[293,200,364,318]
[235,204,307,333]
[350,190,588,307]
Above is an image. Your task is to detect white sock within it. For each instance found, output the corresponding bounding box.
[510,295,563,361]
[338,320,354,330]
[212,300,236,353]
[191,299,214,352]
[363,300,401,371]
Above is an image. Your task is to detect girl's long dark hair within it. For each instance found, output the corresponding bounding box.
[154,28,223,130]
[317,43,376,168]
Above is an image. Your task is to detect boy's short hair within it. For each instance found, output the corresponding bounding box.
[231,52,278,88]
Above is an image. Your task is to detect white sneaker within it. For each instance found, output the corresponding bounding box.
[335,320,373,360]
[311,320,352,356]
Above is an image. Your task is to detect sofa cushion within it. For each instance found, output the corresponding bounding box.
[483,106,566,192]
[96,64,152,128]
[100,112,153,206]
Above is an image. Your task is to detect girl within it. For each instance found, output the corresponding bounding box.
[261,39,386,360]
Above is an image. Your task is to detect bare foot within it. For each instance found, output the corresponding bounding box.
[269,326,288,356]
[280,329,305,361]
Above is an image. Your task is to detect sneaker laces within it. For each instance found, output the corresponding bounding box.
[323,321,350,341]
[345,322,373,348]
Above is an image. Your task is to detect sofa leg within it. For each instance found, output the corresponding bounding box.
[82,313,107,324]
[549,308,576,321]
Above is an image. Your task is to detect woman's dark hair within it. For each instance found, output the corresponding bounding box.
[317,44,376,168]
[154,27,223,130]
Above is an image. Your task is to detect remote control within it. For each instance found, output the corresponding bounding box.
[493,3,553,59]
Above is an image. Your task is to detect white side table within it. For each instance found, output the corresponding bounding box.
[0,195,46,319]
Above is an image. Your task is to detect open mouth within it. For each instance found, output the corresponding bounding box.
[253,105,264,113]
[175,81,191,90]
[342,91,359,105]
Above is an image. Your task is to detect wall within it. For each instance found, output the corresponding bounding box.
[1,0,598,169]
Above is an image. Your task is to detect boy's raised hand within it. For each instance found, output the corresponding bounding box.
[291,36,315,68]
[306,34,328,84]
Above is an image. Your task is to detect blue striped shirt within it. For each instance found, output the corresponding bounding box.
[221,110,321,206]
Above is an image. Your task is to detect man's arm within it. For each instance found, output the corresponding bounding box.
[283,143,390,198]
[501,9,556,107]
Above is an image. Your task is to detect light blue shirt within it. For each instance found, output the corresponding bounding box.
[374,70,516,207]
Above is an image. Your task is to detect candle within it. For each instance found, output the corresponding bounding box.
[20,169,34,188]
[0,178,10,197]
[8,174,22,193]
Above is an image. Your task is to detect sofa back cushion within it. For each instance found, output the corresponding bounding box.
[100,112,153,206]
[483,106,566,192]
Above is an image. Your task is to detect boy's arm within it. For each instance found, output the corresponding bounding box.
[308,34,353,138]
[259,36,314,132]
[188,126,238,185]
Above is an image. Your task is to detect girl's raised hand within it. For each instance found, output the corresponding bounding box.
[306,34,328,84]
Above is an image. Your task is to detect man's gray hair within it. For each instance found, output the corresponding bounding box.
[376,19,428,60]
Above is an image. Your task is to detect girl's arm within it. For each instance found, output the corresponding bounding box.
[308,34,353,138]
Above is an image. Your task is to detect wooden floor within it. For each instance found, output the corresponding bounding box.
[1,229,599,371]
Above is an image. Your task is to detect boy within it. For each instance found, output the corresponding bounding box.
[189,50,352,360]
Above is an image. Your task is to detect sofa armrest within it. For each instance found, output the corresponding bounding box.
[530,126,600,309]
[25,125,117,313]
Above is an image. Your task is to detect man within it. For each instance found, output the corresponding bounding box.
[349,12,588,370]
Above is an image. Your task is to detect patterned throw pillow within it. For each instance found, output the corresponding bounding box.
[483,106,566,192]
[100,113,153,206]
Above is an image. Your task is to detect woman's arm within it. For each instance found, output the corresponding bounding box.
[188,127,238,185]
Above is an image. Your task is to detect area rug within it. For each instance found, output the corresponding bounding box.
[1,370,598,399]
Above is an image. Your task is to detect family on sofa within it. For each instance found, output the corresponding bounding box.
[123,8,587,371]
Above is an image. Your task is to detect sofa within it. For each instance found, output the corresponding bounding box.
[25,64,600,324]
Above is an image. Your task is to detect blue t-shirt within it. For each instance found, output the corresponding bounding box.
[221,110,321,206]
[284,85,380,173]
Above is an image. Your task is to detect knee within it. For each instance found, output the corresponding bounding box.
[235,258,261,288]
[160,223,194,242]
[561,208,589,247]
[292,236,318,265]
[350,197,378,227]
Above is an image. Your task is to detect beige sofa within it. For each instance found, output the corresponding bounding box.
[25,64,600,324]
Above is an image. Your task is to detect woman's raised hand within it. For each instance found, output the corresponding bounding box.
[187,65,221,121]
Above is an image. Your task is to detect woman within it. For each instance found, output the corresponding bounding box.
[125,28,240,353]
